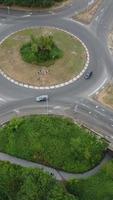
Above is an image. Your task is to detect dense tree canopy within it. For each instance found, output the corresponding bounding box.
[0,0,63,7]
[0,161,77,200]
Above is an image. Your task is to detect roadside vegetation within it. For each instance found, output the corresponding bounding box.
[0,115,107,173]
[20,35,63,66]
[0,161,76,200]
[66,159,113,200]
[0,0,64,8]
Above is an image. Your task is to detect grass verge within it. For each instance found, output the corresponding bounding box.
[0,115,107,173]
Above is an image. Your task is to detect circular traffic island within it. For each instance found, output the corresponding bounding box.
[0,27,87,87]
[0,115,107,173]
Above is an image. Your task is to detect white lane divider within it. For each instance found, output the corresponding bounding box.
[13,109,20,114]
[88,77,108,97]
[53,106,61,109]
[21,14,31,18]
[88,0,94,6]
[0,98,7,103]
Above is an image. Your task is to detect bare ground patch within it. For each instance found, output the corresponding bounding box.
[96,84,113,109]
[0,27,87,86]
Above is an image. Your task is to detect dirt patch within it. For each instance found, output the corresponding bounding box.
[0,27,87,87]
[97,84,113,109]
[73,0,102,24]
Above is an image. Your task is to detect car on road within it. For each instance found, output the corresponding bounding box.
[36,95,48,102]
[84,71,93,79]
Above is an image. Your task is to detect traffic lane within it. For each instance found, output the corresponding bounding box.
[75,98,113,120]
[75,104,113,126]
[74,108,113,141]
[96,0,113,40]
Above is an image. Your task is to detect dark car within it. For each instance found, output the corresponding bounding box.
[84,71,93,79]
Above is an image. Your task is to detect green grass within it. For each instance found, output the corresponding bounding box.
[66,159,113,200]
[0,115,107,173]
[0,161,76,200]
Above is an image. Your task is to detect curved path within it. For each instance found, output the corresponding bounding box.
[0,151,111,181]
[0,0,113,179]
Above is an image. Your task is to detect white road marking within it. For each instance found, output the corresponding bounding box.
[21,14,31,18]
[48,110,53,113]
[88,77,107,97]
[74,105,78,112]
[14,109,20,114]
[0,98,7,103]
[100,8,104,13]
[49,11,55,15]
[95,110,105,117]
[53,106,61,109]
[95,16,99,21]
[88,0,94,6]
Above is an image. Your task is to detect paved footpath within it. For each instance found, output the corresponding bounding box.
[0,152,112,181]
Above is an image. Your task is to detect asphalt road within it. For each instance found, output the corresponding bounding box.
[0,0,113,143]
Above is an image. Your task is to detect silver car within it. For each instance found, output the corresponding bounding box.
[36,95,48,102]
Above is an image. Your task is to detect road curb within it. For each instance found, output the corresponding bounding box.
[0,26,90,90]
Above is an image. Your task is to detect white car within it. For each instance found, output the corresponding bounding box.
[36,95,48,102]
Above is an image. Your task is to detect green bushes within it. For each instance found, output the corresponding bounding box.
[0,115,107,173]
[20,35,63,66]
[0,161,77,200]
[0,0,62,7]
[66,160,113,200]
